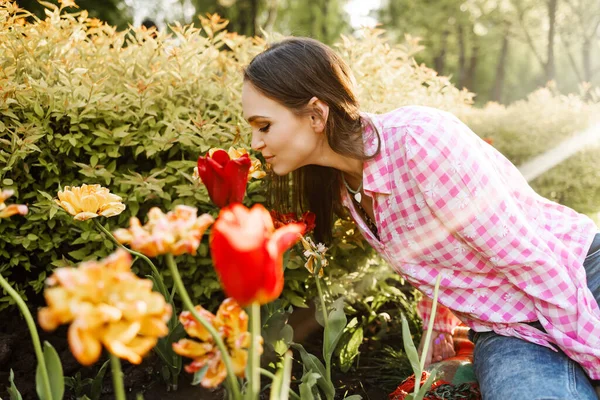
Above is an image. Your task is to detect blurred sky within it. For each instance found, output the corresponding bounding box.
[127,0,381,28]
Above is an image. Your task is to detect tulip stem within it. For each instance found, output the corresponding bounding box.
[165,254,242,400]
[110,354,126,400]
[0,274,53,400]
[314,269,331,383]
[248,302,261,400]
[92,219,169,297]
[259,369,301,400]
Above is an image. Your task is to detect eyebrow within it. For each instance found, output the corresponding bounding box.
[247,115,270,123]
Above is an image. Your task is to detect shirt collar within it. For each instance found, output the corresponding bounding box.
[360,111,392,195]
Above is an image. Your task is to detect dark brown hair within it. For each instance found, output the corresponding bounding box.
[243,37,379,244]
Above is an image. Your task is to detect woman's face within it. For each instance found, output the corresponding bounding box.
[242,82,322,176]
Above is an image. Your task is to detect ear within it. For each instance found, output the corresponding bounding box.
[307,97,329,134]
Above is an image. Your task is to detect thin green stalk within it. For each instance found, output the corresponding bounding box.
[314,271,331,382]
[248,303,261,400]
[164,254,241,400]
[0,274,53,400]
[260,368,301,400]
[110,354,126,400]
[415,274,442,395]
[92,219,168,296]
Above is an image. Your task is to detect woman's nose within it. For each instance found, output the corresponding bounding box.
[251,133,264,151]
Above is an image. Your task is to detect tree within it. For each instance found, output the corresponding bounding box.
[15,0,132,29]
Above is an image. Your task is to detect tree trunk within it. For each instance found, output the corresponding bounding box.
[249,0,259,36]
[545,0,557,82]
[490,32,509,102]
[457,23,466,88]
[582,37,592,82]
[321,0,328,42]
[464,41,479,91]
[262,0,279,33]
[434,29,449,75]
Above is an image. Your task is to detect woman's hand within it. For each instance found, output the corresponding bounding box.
[417,330,455,368]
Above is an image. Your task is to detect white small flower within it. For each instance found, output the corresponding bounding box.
[490,256,500,264]
[463,226,476,239]
[474,288,487,298]
[463,304,476,314]
[423,254,436,262]
[451,160,463,174]
[500,225,509,238]
[503,292,513,302]
[316,243,327,254]
[407,240,418,250]
[452,192,470,209]
[454,244,466,254]
[424,182,439,198]
[489,311,502,321]
[415,193,425,209]
[406,266,417,276]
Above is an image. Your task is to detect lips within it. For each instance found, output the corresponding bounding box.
[263,155,274,162]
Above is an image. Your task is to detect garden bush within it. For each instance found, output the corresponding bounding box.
[0,2,473,312]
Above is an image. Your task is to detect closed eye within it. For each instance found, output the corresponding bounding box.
[259,123,270,133]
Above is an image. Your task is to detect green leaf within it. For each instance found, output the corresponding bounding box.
[343,396,362,400]
[291,344,334,399]
[414,366,439,400]
[338,326,363,373]
[36,341,64,400]
[90,359,110,400]
[298,372,322,400]
[401,314,421,377]
[7,369,23,400]
[323,297,346,365]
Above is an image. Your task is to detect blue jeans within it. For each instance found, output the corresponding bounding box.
[470,233,600,400]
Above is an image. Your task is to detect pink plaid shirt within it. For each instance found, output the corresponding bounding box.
[341,106,600,379]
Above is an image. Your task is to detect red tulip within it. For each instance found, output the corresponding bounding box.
[270,210,316,234]
[197,149,252,208]
[210,203,304,306]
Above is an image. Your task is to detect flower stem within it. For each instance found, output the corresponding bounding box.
[248,302,261,400]
[164,254,241,400]
[314,268,331,383]
[0,274,53,400]
[260,368,301,400]
[110,353,126,400]
[92,219,168,296]
[415,274,442,395]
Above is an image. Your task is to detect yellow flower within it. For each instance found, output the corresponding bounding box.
[206,147,267,180]
[55,184,125,221]
[172,298,262,388]
[0,189,28,219]
[113,205,214,257]
[38,249,171,365]
[300,236,328,277]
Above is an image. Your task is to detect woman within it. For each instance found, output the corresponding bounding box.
[241,37,600,399]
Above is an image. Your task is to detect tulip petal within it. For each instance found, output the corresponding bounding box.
[74,212,99,221]
[224,153,251,204]
[68,323,102,366]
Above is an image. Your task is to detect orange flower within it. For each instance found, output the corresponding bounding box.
[172,298,261,388]
[113,205,214,257]
[0,189,28,219]
[55,184,125,221]
[38,250,171,365]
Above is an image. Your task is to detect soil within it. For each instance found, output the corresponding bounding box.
[0,306,393,400]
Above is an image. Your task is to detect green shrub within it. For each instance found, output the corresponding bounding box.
[1,1,598,314]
